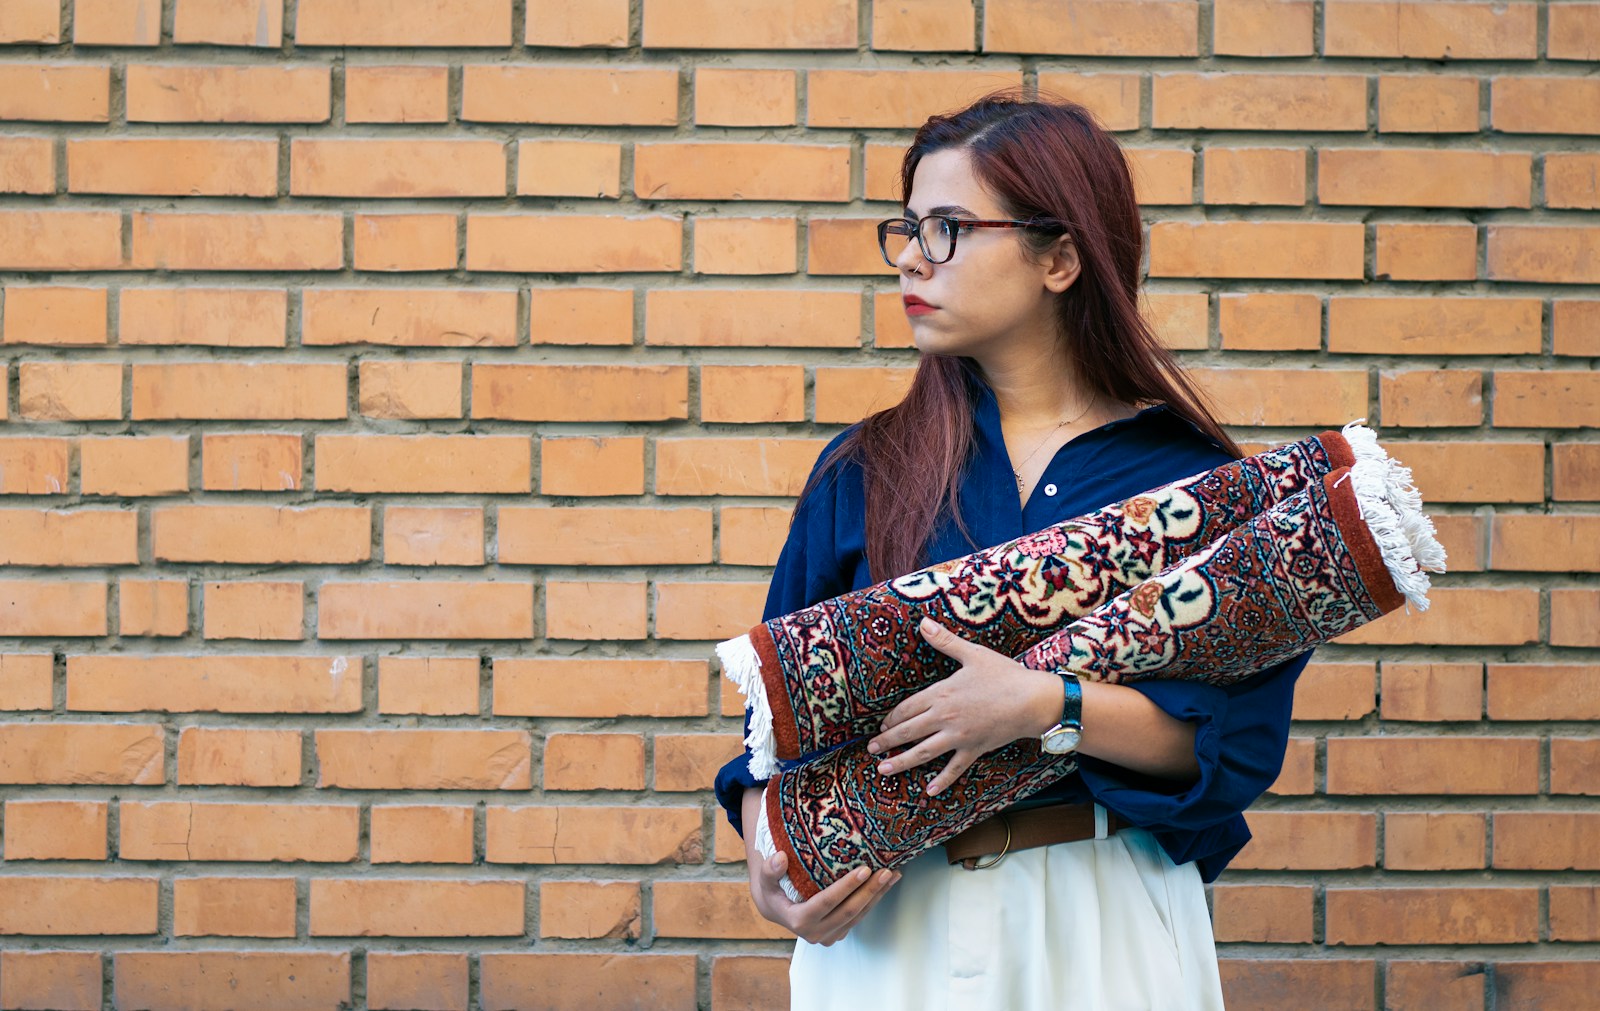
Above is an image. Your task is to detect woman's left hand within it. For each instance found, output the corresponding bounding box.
[868,617,1064,796]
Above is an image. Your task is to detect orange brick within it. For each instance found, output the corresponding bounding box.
[646,290,860,347]
[1324,148,1529,207]
[315,728,531,790]
[0,877,156,935]
[173,878,296,938]
[1375,223,1478,282]
[543,732,646,790]
[715,819,746,862]
[1550,3,1600,60]
[480,954,696,1010]
[17,362,119,421]
[203,580,304,640]
[1493,813,1600,870]
[1551,887,1600,942]
[67,137,277,197]
[2,800,108,859]
[1491,515,1600,572]
[2,286,107,345]
[657,438,830,496]
[0,508,136,567]
[1144,291,1209,350]
[304,288,516,347]
[807,69,1022,128]
[985,0,1197,55]
[695,69,796,126]
[1153,73,1366,131]
[1331,295,1540,355]
[353,213,458,271]
[1555,443,1600,501]
[1493,963,1600,1008]
[808,217,897,276]
[874,290,915,347]
[0,0,60,43]
[1379,369,1482,427]
[694,217,798,276]
[1328,887,1535,946]
[473,364,687,422]
[642,0,855,48]
[367,952,469,1011]
[345,65,448,123]
[1385,960,1488,1011]
[492,658,708,718]
[485,806,703,864]
[68,654,360,714]
[1290,662,1374,721]
[1149,221,1363,279]
[541,881,641,939]
[1125,147,1194,205]
[517,139,621,198]
[1326,0,1535,58]
[526,0,629,46]
[0,581,108,637]
[1379,661,1483,721]
[1377,74,1480,134]
[1211,884,1313,943]
[656,582,766,640]
[377,656,480,715]
[73,0,158,44]
[1487,664,1600,721]
[133,362,344,420]
[872,0,974,50]
[173,0,284,46]
[0,210,122,271]
[1036,72,1142,131]
[1203,147,1306,205]
[0,136,56,195]
[1381,442,1544,504]
[1385,812,1486,870]
[655,734,743,792]
[1552,589,1600,648]
[382,507,484,567]
[0,951,100,1011]
[311,879,523,937]
[152,505,371,564]
[635,143,850,202]
[119,287,288,346]
[1213,0,1312,56]
[1488,223,1600,283]
[176,727,302,787]
[540,436,645,496]
[654,880,790,940]
[529,287,634,345]
[370,805,475,863]
[0,653,53,711]
[462,65,677,125]
[1339,587,1539,647]
[864,141,907,201]
[701,365,805,424]
[358,361,463,420]
[1231,811,1375,871]
[0,723,160,784]
[0,63,110,120]
[1326,737,1538,795]
[719,507,789,566]
[318,582,534,640]
[1491,76,1600,135]
[129,211,342,271]
[1427,514,1484,572]
[1220,959,1375,1011]
[126,64,331,123]
[314,435,530,493]
[545,580,647,641]
[296,0,510,45]
[201,433,302,492]
[814,366,917,424]
[1217,292,1319,351]
[113,953,350,1009]
[1495,370,1600,428]
[117,578,189,637]
[1553,737,1600,796]
[1190,367,1366,427]
[292,138,502,197]
[466,213,681,273]
[1546,152,1600,210]
[499,507,711,566]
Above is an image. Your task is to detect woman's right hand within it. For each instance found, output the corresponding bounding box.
[743,786,901,946]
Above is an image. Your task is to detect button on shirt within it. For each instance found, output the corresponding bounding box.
[712,372,1315,883]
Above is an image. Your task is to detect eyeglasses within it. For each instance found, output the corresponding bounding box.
[876,214,1061,268]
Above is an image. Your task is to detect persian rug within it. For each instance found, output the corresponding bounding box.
[723,432,1446,902]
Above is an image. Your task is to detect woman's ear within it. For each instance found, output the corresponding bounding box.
[1043,236,1081,294]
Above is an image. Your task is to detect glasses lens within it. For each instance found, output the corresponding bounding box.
[921,216,957,263]
[879,220,915,265]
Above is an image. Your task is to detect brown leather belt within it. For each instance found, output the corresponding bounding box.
[944,802,1122,870]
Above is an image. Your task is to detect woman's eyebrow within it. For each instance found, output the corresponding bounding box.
[902,204,977,219]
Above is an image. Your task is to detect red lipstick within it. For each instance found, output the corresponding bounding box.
[903,294,936,316]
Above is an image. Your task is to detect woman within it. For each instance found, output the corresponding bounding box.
[712,93,1312,1010]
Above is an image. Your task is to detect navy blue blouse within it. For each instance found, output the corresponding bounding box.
[712,371,1314,883]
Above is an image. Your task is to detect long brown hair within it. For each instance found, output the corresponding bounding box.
[801,92,1241,582]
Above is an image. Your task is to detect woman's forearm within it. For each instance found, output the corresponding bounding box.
[1076,678,1200,781]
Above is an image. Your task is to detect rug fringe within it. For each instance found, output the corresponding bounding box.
[754,789,802,903]
[1346,457,1446,612]
[717,633,780,780]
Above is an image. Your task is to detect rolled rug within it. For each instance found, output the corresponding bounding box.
[758,457,1446,901]
[720,423,1373,780]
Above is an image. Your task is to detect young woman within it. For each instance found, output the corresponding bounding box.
[713,94,1313,1010]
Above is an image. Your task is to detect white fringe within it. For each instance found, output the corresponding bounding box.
[754,789,802,903]
[717,633,780,780]
[1343,457,1447,613]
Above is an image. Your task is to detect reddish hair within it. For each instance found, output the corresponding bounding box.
[801,92,1242,582]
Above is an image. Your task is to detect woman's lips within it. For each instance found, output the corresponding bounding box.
[903,295,937,316]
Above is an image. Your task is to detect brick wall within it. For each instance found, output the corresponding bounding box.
[0,0,1595,1008]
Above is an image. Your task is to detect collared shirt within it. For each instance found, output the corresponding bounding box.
[712,371,1314,882]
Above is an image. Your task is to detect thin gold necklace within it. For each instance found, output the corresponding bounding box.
[1012,394,1097,492]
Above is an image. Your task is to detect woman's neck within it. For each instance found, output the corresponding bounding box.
[976,345,1095,427]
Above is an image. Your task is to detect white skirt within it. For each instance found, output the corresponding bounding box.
[788,805,1225,1011]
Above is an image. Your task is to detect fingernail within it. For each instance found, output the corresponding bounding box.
[878,762,892,774]
[857,867,870,881]
[867,742,879,754]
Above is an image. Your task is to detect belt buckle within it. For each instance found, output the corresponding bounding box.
[964,813,1012,871]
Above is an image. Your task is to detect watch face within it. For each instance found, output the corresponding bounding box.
[1042,724,1082,755]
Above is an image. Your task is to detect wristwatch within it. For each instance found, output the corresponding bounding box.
[1040,670,1083,755]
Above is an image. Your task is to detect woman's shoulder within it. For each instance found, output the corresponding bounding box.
[1082,403,1235,491]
